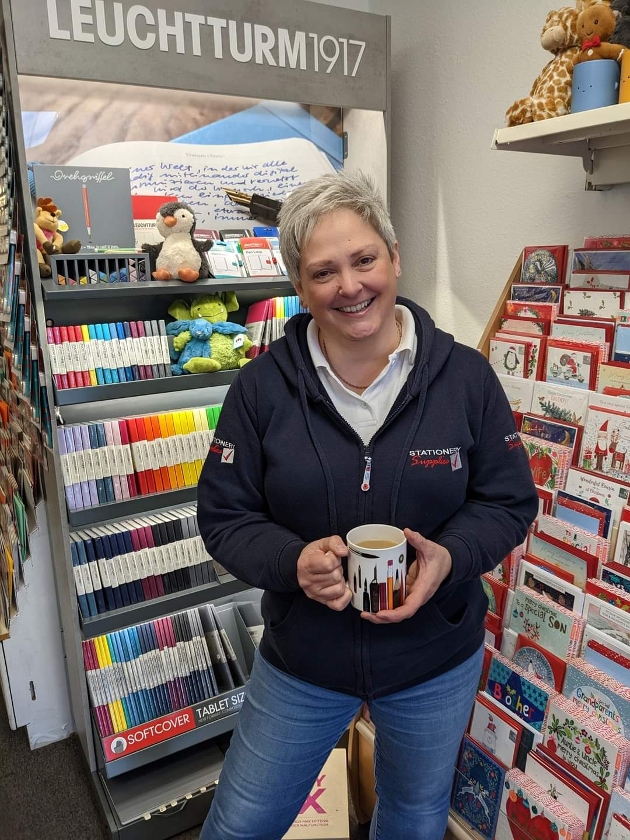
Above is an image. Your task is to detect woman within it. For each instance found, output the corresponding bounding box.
[197,171,537,840]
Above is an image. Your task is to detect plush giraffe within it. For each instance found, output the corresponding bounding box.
[506,0,612,126]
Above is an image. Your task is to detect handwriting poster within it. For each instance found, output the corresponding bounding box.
[68,139,335,229]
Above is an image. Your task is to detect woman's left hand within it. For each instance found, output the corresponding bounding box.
[361,528,452,625]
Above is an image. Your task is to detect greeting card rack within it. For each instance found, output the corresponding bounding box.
[0,1,392,837]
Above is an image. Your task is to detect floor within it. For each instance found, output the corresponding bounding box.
[0,693,454,839]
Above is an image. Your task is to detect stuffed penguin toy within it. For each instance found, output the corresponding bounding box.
[143,201,213,283]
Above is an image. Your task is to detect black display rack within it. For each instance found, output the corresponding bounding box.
[0,1,391,836]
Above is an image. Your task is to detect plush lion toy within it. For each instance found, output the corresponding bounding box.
[574,2,625,62]
[506,0,612,126]
[33,197,81,277]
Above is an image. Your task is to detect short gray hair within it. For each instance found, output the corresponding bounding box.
[278,171,396,290]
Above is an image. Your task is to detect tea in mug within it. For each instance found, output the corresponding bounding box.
[357,539,399,549]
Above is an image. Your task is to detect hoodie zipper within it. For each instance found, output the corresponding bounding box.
[361,450,372,492]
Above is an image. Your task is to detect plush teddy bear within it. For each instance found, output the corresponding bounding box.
[33,197,81,277]
[166,293,253,374]
[574,1,625,61]
[506,1,611,125]
[611,0,630,47]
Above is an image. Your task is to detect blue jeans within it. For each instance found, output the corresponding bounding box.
[200,646,482,840]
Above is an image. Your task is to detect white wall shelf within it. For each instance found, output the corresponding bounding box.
[492,101,630,189]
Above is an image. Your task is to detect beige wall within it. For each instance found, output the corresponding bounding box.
[320,0,630,347]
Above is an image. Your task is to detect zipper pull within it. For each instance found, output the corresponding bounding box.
[361,456,372,492]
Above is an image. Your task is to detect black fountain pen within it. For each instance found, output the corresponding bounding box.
[223,188,283,225]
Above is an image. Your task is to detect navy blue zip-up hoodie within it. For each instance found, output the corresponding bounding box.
[197,298,538,699]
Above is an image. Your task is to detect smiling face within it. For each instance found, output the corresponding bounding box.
[297,209,400,344]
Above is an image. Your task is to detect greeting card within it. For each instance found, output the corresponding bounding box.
[497,331,546,380]
[451,736,505,840]
[486,652,556,732]
[573,250,630,273]
[526,528,595,591]
[580,406,630,482]
[582,623,630,667]
[532,383,589,426]
[522,246,567,285]
[569,270,630,289]
[584,595,630,649]
[613,522,630,568]
[490,338,529,379]
[555,490,612,539]
[500,317,549,337]
[521,434,571,490]
[506,301,560,322]
[586,578,630,612]
[583,639,630,688]
[511,284,563,303]
[495,768,586,840]
[599,363,630,396]
[565,468,630,524]
[563,660,630,741]
[610,811,630,839]
[508,587,584,659]
[498,375,536,414]
[518,558,585,614]
[552,318,615,347]
[545,341,597,391]
[564,288,623,319]
[601,565,630,598]
[513,635,566,692]
[556,314,616,346]
[536,513,608,563]
[525,749,599,835]
[521,415,580,456]
[469,693,523,770]
[482,574,509,619]
[543,695,630,791]
[603,788,630,839]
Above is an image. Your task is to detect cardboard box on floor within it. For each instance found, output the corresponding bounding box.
[283,748,350,840]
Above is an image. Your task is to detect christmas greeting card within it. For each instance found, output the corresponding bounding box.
[469,693,523,770]
[500,317,549,337]
[451,736,505,840]
[511,284,563,303]
[521,415,580,458]
[495,768,586,840]
[543,695,630,791]
[555,490,612,539]
[532,383,589,426]
[497,331,545,379]
[604,788,630,839]
[525,749,599,835]
[518,558,585,614]
[498,375,536,414]
[583,638,630,688]
[599,363,630,396]
[563,660,630,741]
[536,513,608,563]
[513,635,566,692]
[520,434,572,491]
[545,342,597,391]
[573,250,630,274]
[506,301,560,322]
[580,406,630,482]
[522,246,567,285]
[490,338,529,379]
[584,595,630,649]
[563,288,623,319]
[565,468,630,525]
[508,586,584,659]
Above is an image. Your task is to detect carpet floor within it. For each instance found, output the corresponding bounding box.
[0,693,454,839]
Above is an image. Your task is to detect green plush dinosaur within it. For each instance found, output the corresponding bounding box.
[167,292,253,374]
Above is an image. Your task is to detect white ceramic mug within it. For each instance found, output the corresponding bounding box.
[346,524,406,613]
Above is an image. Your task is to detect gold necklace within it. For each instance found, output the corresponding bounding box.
[321,320,403,390]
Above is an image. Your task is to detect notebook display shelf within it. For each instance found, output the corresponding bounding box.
[66,487,199,529]
[54,371,239,407]
[0,0,391,837]
[93,740,224,840]
[41,276,294,300]
[81,576,251,639]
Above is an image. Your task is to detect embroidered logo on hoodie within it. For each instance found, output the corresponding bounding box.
[409,447,461,469]
[210,437,235,463]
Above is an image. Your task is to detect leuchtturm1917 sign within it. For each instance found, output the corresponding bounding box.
[9,0,388,111]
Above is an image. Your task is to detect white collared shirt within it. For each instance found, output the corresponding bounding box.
[306,305,418,445]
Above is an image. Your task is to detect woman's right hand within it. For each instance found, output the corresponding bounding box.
[297,536,352,611]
